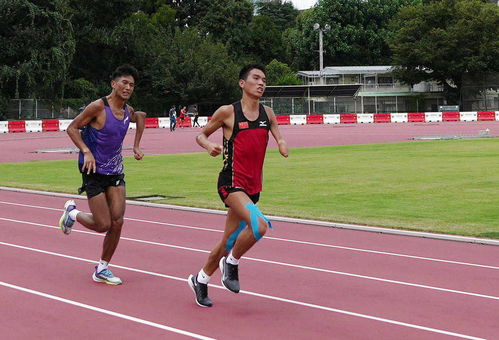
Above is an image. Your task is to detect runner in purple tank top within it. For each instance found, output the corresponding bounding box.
[59,64,146,285]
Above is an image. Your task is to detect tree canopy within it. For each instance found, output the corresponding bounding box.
[0,0,497,115]
[389,0,499,104]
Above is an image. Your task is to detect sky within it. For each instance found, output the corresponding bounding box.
[289,0,318,10]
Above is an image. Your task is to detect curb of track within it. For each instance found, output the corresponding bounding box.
[2,186,499,247]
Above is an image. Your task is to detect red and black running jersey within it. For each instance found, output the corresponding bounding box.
[218,101,271,195]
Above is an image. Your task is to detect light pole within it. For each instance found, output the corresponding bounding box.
[313,23,330,84]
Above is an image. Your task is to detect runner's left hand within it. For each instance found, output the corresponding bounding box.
[133,147,144,160]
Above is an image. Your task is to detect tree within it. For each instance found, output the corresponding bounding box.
[266,59,301,86]
[244,16,284,65]
[389,0,499,105]
[0,0,75,100]
[166,28,241,106]
[283,0,420,70]
[255,0,299,31]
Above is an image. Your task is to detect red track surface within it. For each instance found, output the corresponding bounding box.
[1,124,499,339]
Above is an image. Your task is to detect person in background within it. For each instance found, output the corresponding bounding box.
[169,105,177,131]
[179,106,187,128]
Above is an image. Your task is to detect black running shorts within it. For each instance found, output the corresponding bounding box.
[79,172,125,199]
[217,185,260,207]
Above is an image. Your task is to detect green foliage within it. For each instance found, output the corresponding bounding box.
[389,0,499,105]
[0,0,75,100]
[166,28,241,105]
[255,0,299,31]
[266,59,302,85]
[284,0,420,69]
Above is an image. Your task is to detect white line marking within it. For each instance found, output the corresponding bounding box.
[1,201,499,271]
[0,242,485,340]
[2,187,499,246]
[2,219,499,303]
[0,281,215,340]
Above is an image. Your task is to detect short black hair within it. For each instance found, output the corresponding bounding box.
[239,63,266,81]
[111,64,139,82]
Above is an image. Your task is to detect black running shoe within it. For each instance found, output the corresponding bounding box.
[188,274,213,307]
[219,257,240,293]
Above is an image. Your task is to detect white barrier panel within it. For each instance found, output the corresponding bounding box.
[357,113,373,124]
[496,111,499,121]
[290,115,306,125]
[58,119,72,131]
[128,122,137,130]
[460,112,477,122]
[425,112,442,122]
[390,113,408,123]
[323,114,340,124]
[0,121,8,133]
[158,117,169,128]
[197,116,208,127]
[25,120,42,132]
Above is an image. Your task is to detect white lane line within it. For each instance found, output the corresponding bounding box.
[3,186,499,246]
[0,242,485,340]
[2,217,499,302]
[1,201,498,271]
[0,281,215,340]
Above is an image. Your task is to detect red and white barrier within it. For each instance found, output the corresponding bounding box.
[158,117,169,129]
[58,120,72,131]
[425,112,442,122]
[391,113,408,123]
[25,120,42,132]
[290,115,306,125]
[0,121,8,133]
[323,114,340,124]
[357,113,374,124]
[460,112,477,122]
[1,111,499,133]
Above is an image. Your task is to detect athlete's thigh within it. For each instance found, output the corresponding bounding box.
[224,191,254,226]
[88,192,112,224]
[105,185,126,220]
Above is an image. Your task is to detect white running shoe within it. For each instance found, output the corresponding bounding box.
[59,200,76,235]
[92,267,122,285]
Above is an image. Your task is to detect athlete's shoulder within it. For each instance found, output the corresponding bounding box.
[213,104,234,118]
[262,104,276,117]
[82,98,105,116]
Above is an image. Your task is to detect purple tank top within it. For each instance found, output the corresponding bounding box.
[79,98,130,175]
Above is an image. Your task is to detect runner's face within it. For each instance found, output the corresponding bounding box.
[240,69,266,98]
[111,75,135,100]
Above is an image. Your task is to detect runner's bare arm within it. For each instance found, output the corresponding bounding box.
[265,106,289,158]
[66,100,104,173]
[196,105,232,157]
[130,107,145,160]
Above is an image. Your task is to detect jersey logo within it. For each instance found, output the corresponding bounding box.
[124,116,129,124]
[238,121,249,129]
[259,121,267,127]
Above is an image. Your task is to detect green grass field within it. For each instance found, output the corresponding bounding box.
[1,139,499,238]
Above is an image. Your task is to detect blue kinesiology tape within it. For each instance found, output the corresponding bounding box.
[225,221,247,251]
[245,202,272,241]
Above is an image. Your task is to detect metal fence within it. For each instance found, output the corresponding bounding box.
[5,99,79,120]
[260,95,452,115]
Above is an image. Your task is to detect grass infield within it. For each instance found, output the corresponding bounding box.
[1,138,499,239]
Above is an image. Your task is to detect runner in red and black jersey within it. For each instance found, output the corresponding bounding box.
[188,64,289,307]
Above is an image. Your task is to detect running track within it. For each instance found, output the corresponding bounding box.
[1,123,499,339]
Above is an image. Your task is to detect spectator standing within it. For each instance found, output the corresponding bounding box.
[169,105,177,131]
[179,106,187,128]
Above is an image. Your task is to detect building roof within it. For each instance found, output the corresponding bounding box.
[298,66,394,77]
[263,84,361,98]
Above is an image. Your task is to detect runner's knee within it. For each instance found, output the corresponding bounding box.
[244,203,271,242]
